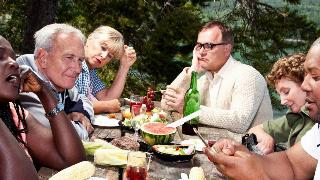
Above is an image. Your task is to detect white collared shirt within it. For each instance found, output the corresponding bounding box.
[207,56,236,107]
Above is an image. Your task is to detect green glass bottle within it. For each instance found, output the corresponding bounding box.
[182,71,200,135]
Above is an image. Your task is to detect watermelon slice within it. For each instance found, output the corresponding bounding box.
[140,122,176,145]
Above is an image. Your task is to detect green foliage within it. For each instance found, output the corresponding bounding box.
[61,0,205,96]
[204,0,319,109]
[1,0,320,109]
[0,0,28,53]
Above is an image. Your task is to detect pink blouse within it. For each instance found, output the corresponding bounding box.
[9,102,31,159]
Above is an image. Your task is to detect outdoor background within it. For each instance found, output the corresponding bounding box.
[1,0,320,113]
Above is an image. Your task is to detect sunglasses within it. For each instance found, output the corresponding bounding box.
[195,42,227,51]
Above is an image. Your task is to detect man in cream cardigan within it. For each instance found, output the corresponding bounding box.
[161,21,273,140]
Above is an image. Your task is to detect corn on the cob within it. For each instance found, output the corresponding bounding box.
[82,139,120,156]
[49,161,95,180]
[94,148,129,166]
[189,167,206,180]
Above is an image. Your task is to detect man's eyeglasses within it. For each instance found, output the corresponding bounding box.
[195,42,227,51]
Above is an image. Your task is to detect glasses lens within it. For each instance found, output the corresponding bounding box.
[203,43,213,50]
[196,43,212,51]
[195,43,201,50]
[196,42,226,51]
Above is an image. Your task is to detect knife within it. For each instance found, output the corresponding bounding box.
[165,110,200,128]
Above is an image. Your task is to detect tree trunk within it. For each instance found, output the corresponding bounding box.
[20,0,58,54]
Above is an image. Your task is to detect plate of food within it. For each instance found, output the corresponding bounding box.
[152,145,196,162]
[120,108,169,130]
[92,115,120,127]
[180,139,206,151]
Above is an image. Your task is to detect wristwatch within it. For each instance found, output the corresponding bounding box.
[45,102,64,117]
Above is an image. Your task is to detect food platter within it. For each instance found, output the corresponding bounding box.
[92,115,120,127]
[120,108,170,130]
[152,145,196,162]
[180,139,207,152]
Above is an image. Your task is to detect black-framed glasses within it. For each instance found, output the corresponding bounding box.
[195,42,227,51]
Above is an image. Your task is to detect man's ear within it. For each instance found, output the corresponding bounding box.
[36,48,48,68]
[224,44,232,58]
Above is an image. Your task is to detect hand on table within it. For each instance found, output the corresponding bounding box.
[104,99,121,112]
[68,112,94,134]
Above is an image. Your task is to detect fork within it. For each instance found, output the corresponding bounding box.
[193,128,217,154]
[192,128,209,147]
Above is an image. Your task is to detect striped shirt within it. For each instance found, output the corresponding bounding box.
[76,62,106,97]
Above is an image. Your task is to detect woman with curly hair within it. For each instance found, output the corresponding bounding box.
[248,53,316,154]
[0,36,85,179]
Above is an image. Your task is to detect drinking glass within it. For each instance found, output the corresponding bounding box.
[125,151,148,180]
[132,118,142,141]
[121,105,131,120]
[207,133,224,146]
[130,94,142,117]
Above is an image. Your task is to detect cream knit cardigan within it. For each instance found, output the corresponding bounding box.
[161,57,273,139]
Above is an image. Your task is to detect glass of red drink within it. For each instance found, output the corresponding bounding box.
[130,95,142,116]
[125,152,148,180]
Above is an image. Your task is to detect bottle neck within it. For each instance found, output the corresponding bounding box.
[190,71,197,90]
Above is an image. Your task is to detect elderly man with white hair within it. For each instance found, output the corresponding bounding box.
[17,23,94,140]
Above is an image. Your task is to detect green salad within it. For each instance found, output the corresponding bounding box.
[123,109,168,127]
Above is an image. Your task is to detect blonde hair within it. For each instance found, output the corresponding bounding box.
[266,53,306,88]
[87,26,124,59]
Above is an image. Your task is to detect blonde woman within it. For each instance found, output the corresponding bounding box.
[76,26,136,114]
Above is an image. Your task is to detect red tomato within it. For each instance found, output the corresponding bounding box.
[159,113,165,119]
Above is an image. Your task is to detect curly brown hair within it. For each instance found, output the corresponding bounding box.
[266,53,306,88]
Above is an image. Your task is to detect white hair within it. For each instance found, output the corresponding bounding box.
[33,23,86,57]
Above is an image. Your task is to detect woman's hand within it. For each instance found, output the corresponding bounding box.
[119,45,136,69]
[19,65,43,93]
[104,99,121,112]
[248,125,275,155]
[256,134,275,155]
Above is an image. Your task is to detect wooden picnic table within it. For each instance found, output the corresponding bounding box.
[38,102,228,180]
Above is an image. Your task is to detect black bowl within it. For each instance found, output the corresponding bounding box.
[152,145,196,162]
